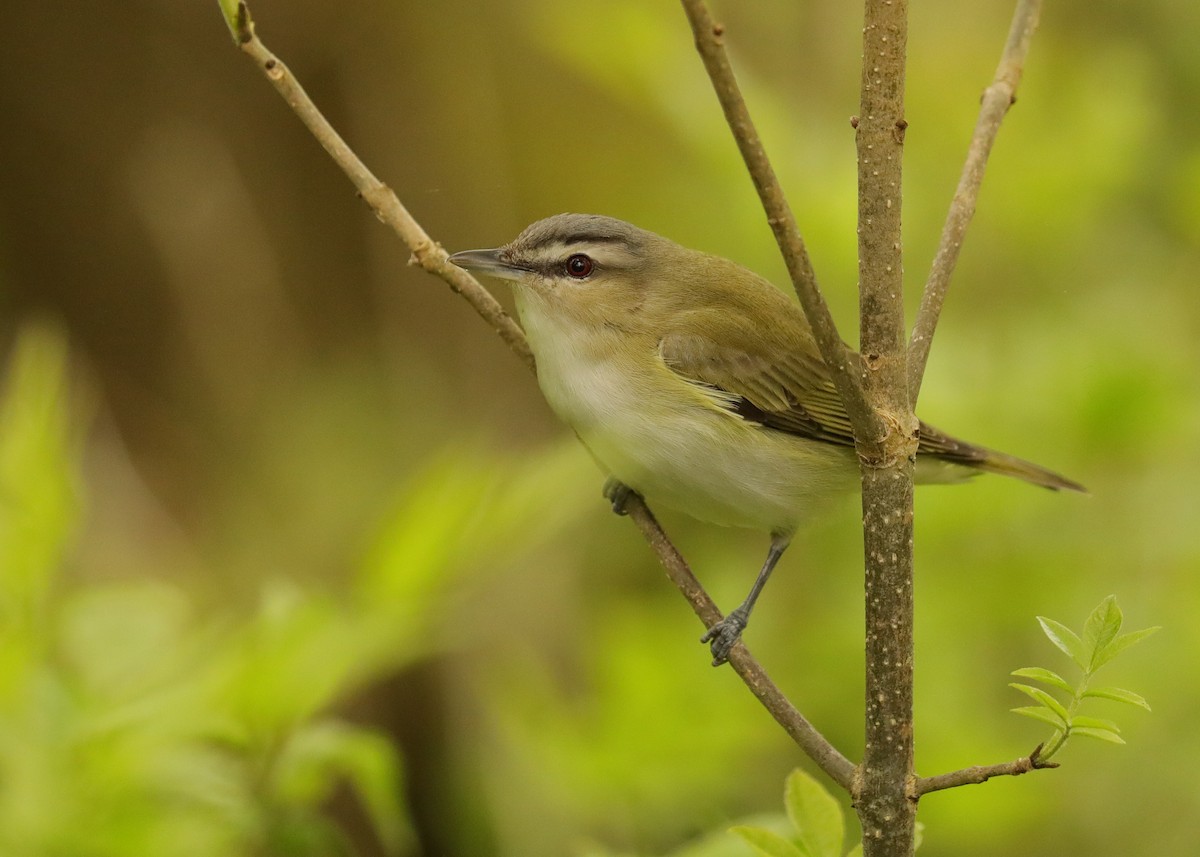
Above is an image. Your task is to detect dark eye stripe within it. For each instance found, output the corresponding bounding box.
[557,232,626,247]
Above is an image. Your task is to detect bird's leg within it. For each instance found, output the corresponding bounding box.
[701,533,791,666]
[602,477,637,516]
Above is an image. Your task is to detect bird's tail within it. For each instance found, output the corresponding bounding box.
[966,447,1087,492]
[917,421,1087,493]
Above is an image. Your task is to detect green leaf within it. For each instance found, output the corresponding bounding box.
[1037,616,1088,670]
[1012,706,1068,729]
[730,826,808,857]
[1091,626,1161,671]
[1072,726,1126,744]
[1082,685,1151,711]
[846,846,863,857]
[783,769,843,857]
[1008,683,1070,723]
[1072,716,1120,733]
[1081,596,1123,670]
[1010,667,1074,694]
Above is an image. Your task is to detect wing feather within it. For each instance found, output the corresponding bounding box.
[659,321,857,448]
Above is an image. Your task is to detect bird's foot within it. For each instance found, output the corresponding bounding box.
[602,478,636,516]
[701,608,748,666]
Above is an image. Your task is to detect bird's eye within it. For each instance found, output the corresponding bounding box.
[564,254,594,279]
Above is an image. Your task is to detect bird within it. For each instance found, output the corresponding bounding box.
[449,213,1084,665]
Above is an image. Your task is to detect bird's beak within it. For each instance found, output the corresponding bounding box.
[447,248,521,280]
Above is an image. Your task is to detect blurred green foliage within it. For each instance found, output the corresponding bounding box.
[0,0,1196,855]
[0,326,592,855]
[0,326,412,855]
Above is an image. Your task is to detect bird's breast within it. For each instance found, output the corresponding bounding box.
[522,307,650,437]
[515,289,858,533]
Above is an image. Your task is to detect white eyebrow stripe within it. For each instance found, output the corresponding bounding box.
[533,241,643,270]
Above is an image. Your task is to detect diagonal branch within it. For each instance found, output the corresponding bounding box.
[224,2,533,372]
[913,742,1058,796]
[624,496,857,791]
[907,0,1044,404]
[678,0,884,452]
[217,0,854,790]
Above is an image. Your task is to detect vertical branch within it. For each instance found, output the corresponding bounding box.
[855,1,917,855]
[907,0,1044,404]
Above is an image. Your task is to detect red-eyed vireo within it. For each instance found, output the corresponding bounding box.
[449,214,1084,666]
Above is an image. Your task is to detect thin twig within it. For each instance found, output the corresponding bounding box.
[228,2,534,372]
[913,743,1058,797]
[907,0,1044,404]
[217,0,850,787]
[624,496,857,792]
[677,0,884,451]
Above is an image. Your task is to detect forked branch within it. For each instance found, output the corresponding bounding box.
[221,0,1055,820]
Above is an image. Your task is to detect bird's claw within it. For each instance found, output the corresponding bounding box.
[701,610,748,666]
[602,478,636,516]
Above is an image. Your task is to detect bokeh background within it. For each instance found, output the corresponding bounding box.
[1,0,1197,855]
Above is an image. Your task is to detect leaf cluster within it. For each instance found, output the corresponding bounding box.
[1010,596,1158,761]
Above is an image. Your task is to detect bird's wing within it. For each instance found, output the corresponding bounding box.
[658,317,857,448]
[656,302,1082,494]
[660,320,997,468]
